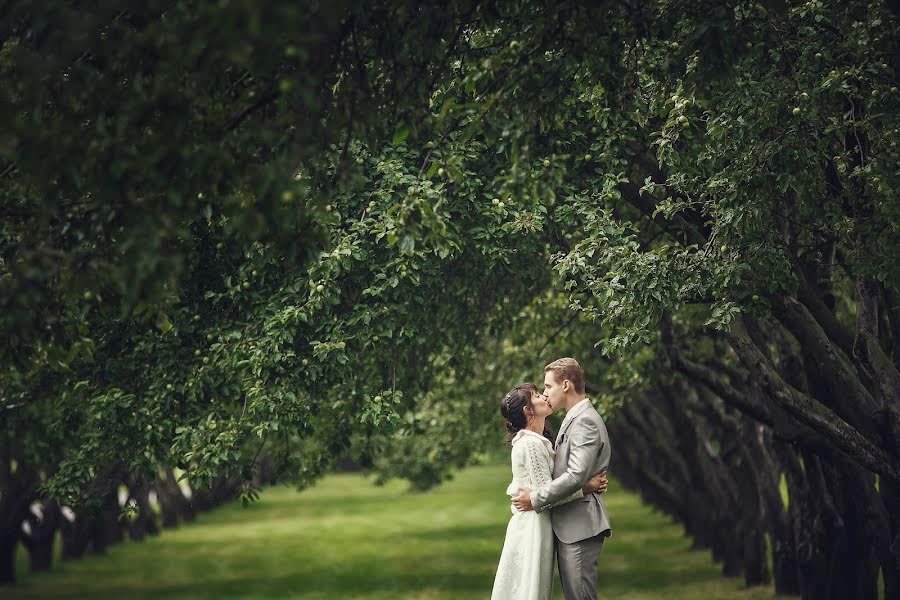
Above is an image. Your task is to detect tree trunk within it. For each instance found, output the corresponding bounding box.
[161,467,195,523]
[727,315,900,483]
[0,441,39,584]
[89,488,123,555]
[21,498,61,572]
[190,475,241,511]
[768,441,802,595]
[125,473,159,542]
[0,530,16,587]
[790,450,834,600]
[60,511,93,560]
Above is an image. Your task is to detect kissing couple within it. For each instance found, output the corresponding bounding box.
[491,357,612,600]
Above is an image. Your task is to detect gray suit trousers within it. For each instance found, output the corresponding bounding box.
[556,533,604,600]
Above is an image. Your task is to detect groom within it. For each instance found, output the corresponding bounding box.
[512,357,612,600]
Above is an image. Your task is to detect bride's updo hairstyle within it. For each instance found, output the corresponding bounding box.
[499,383,554,444]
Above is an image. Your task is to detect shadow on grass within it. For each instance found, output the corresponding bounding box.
[8,466,791,600]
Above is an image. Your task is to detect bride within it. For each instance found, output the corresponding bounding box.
[490,383,605,600]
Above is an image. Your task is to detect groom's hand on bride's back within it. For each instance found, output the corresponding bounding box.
[512,486,534,511]
[586,471,608,494]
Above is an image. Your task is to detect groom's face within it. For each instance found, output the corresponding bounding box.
[542,371,565,411]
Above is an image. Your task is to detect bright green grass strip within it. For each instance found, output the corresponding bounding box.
[9,464,795,599]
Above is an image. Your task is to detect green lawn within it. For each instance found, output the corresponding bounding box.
[9,464,794,599]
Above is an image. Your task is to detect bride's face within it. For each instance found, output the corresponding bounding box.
[529,389,553,418]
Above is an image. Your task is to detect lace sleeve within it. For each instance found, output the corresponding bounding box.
[523,438,583,511]
[522,438,552,489]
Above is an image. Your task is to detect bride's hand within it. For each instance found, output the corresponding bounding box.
[582,471,608,495]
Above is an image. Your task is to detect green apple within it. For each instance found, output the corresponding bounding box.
[316,284,325,293]
[792,107,801,115]
[543,159,550,167]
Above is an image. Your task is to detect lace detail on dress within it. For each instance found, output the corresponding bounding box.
[522,437,552,488]
[521,435,583,509]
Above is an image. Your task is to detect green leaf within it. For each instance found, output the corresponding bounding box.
[392,125,410,146]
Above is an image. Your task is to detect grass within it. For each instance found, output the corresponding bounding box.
[9,464,795,600]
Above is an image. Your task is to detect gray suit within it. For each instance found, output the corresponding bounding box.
[530,398,611,599]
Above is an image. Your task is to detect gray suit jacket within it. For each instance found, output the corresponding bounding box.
[530,398,612,544]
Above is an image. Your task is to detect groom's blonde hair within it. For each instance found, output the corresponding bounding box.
[544,357,585,394]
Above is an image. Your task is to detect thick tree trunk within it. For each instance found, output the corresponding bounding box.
[768,441,802,595]
[0,531,15,587]
[727,315,900,483]
[813,456,880,600]
[154,470,180,528]
[60,511,93,560]
[160,467,195,523]
[0,441,39,585]
[89,488,123,555]
[21,498,61,572]
[789,450,834,600]
[772,296,880,437]
[190,475,240,512]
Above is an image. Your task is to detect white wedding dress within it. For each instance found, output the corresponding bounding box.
[490,429,583,600]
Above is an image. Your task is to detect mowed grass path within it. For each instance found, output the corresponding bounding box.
[9,464,793,600]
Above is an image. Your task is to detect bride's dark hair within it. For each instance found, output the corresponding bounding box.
[499,383,555,444]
